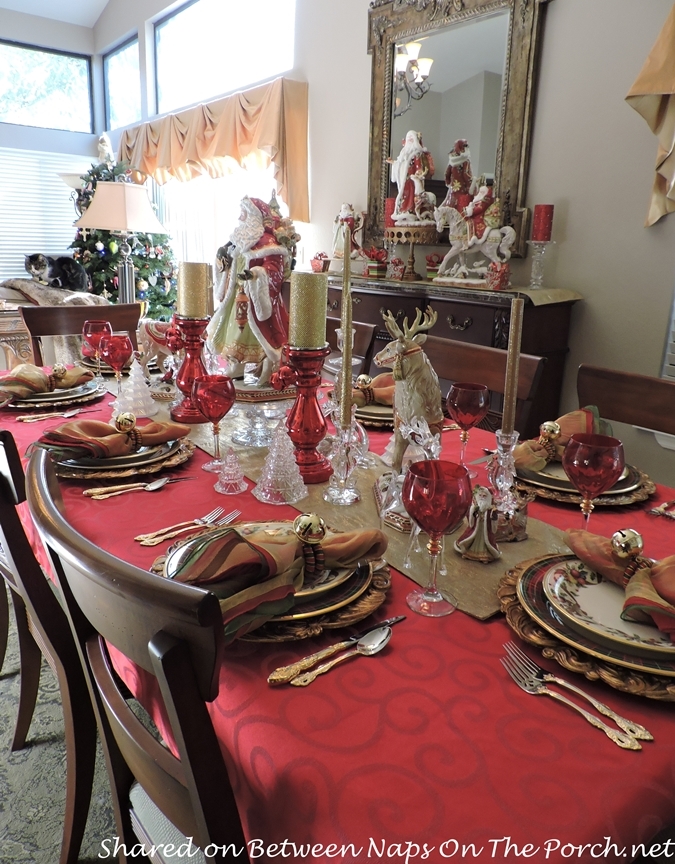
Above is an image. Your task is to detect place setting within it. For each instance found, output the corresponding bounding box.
[0,361,107,412]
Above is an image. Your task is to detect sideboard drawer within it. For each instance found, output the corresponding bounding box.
[426,298,496,346]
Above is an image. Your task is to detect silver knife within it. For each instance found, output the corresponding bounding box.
[267,615,406,685]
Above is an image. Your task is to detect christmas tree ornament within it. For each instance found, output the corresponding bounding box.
[112,357,159,419]
[252,421,308,505]
[214,447,248,495]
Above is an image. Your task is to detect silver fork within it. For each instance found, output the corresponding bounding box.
[504,642,653,741]
[500,655,641,750]
[134,507,225,543]
[138,508,241,546]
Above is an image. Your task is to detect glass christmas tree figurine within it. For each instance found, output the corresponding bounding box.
[215,447,248,495]
[253,421,308,505]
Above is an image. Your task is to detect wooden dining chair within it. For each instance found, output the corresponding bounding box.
[26,447,247,864]
[422,334,547,435]
[20,302,142,365]
[326,315,377,377]
[0,430,96,864]
[577,364,675,436]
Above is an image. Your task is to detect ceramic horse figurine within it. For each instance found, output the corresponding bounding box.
[433,203,516,280]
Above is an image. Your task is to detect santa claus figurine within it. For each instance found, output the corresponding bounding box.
[389,130,435,224]
[463,185,498,246]
[441,139,476,212]
[208,196,297,387]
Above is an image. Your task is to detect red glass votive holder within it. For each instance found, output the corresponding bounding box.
[532,204,554,242]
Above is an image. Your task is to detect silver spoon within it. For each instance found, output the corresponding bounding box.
[290,626,392,686]
[89,477,194,499]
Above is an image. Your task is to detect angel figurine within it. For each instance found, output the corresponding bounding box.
[454,485,501,563]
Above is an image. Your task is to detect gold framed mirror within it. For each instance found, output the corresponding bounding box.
[365,0,553,256]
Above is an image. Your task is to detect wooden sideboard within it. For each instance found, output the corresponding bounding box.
[0,304,32,369]
[325,276,581,439]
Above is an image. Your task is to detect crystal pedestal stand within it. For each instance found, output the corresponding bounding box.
[324,406,361,505]
[274,345,333,483]
[169,315,210,422]
[490,428,520,518]
[526,240,555,289]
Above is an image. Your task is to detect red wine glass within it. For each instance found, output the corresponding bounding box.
[192,374,236,473]
[100,334,134,399]
[446,383,490,478]
[82,319,112,383]
[562,433,625,528]
[402,460,472,617]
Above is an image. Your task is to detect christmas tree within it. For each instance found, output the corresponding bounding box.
[69,158,177,319]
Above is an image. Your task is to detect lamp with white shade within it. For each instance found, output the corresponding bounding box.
[74,181,166,304]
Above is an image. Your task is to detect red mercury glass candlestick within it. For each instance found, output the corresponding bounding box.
[272,345,332,483]
[531,204,554,241]
[169,315,210,423]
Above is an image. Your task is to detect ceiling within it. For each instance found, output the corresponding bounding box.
[0,0,109,28]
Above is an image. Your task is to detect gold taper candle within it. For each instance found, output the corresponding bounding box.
[176,262,213,318]
[501,295,525,434]
[338,227,353,429]
[288,272,328,348]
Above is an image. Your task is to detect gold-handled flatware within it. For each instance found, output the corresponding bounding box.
[268,615,406,686]
[503,642,653,741]
[16,408,97,422]
[501,654,641,750]
[138,508,240,546]
[648,500,675,518]
[134,507,225,543]
[85,477,196,498]
[289,626,392,687]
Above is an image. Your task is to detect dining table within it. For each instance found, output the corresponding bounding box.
[6,378,675,864]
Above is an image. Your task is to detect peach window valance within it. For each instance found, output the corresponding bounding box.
[118,77,309,223]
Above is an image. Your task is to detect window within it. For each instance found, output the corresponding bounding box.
[104,38,141,131]
[155,0,295,115]
[0,148,90,282]
[0,40,92,133]
[151,162,281,263]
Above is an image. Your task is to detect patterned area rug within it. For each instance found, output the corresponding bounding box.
[0,595,118,863]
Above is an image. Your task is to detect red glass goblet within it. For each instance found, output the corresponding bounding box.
[82,319,112,383]
[446,382,490,478]
[402,459,472,617]
[100,333,134,399]
[192,374,236,473]
[562,433,625,528]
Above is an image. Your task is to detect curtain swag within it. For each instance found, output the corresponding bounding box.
[118,77,309,222]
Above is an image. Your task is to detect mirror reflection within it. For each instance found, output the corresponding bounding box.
[390,11,510,196]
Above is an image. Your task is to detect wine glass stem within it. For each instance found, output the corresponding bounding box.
[212,422,221,462]
[581,498,594,529]
[95,350,101,381]
[459,430,469,467]
[116,372,122,399]
[426,535,443,595]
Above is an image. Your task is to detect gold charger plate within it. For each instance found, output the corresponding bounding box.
[12,380,99,403]
[55,440,195,479]
[515,469,655,507]
[498,555,675,700]
[517,462,640,496]
[355,403,394,430]
[10,382,106,411]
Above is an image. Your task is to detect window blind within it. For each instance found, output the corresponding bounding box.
[661,290,675,381]
[0,147,91,282]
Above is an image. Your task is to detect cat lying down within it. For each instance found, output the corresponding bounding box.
[24,254,90,292]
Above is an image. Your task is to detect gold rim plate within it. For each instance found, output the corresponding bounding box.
[272,563,373,621]
[59,440,177,470]
[10,387,107,410]
[517,462,640,496]
[516,554,675,676]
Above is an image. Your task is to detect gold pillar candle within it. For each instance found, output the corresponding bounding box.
[338,227,353,430]
[501,295,525,434]
[288,272,328,348]
[176,262,213,318]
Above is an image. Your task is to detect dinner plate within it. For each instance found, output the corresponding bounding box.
[163,520,360,600]
[58,440,179,470]
[517,462,640,496]
[516,554,675,677]
[13,379,100,404]
[542,558,675,659]
[355,403,394,429]
[272,563,372,621]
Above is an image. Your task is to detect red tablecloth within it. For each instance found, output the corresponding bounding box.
[8,397,675,863]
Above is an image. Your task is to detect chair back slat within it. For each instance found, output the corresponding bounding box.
[577,364,675,436]
[20,303,142,365]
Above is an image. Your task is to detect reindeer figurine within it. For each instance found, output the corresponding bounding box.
[374,307,444,472]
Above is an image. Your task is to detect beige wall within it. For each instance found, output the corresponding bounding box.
[2,0,675,484]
